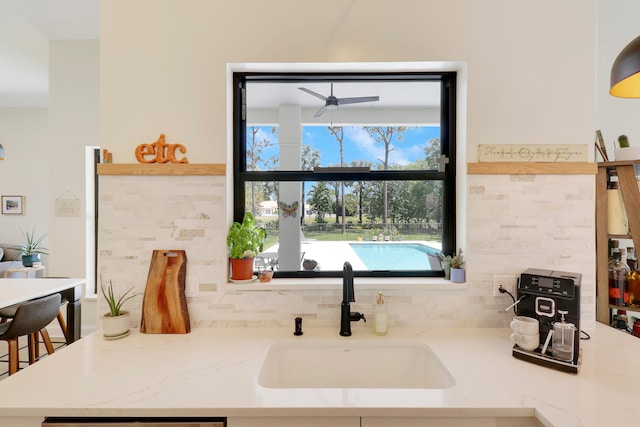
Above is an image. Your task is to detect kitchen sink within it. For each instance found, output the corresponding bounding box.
[258,339,455,389]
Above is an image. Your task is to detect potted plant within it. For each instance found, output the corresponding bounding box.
[226,212,266,281]
[449,249,465,283]
[101,280,137,339]
[11,227,48,267]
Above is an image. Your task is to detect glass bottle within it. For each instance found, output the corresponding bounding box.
[627,247,637,271]
[628,246,640,307]
[609,251,630,306]
[374,292,388,336]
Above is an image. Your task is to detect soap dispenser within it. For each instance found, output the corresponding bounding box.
[375,292,388,336]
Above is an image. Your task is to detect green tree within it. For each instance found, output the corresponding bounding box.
[350,160,373,223]
[328,126,348,232]
[301,144,321,222]
[246,126,275,215]
[307,182,332,223]
[363,126,409,226]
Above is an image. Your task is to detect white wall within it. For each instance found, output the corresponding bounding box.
[0,108,50,258]
[100,0,595,162]
[48,40,99,279]
[97,0,598,330]
[596,0,640,155]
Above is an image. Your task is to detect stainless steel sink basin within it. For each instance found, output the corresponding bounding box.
[258,339,455,389]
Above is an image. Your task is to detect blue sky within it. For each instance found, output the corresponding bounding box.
[253,125,440,169]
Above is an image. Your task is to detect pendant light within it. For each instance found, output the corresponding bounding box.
[610,35,640,97]
[0,143,4,160]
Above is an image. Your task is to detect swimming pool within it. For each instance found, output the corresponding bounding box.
[349,243,441,270]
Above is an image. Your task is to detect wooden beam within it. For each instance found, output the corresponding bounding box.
[97,164,226,176]
[467,162,597,175]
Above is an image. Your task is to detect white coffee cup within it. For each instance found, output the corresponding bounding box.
[510,316,539,335]
[511,332,540,351]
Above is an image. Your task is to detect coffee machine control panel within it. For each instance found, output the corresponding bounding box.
[518,268,580,298]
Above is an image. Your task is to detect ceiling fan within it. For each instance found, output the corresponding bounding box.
[298,83,380,117]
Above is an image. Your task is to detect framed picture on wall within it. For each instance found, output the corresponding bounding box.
[2,195,24,215]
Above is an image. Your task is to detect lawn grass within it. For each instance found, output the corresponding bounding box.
[258,214,441,249]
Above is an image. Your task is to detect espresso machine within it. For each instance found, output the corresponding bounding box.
[512,268,581,374]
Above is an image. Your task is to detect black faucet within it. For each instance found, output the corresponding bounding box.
[340,262,366,336]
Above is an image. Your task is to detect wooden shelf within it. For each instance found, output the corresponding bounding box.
[610,304,640,312]
[97,163,226,176]
[596,162,640,324]
[467,162,597,175]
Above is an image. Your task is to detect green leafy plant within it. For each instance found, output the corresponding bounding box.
[618,134,630,148]
[11,226,48,256]
[442,249,464,269]
[226,212,267,259]
[450,249,464,269]
[101,280,136,317]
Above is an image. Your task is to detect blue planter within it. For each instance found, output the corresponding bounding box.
[22,254,40,267]
[450,268,465,283]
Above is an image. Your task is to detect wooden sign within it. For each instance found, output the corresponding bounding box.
[135,133,189,164]
[478,144,588,162]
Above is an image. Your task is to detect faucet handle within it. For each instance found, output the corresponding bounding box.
[351,312,367,323]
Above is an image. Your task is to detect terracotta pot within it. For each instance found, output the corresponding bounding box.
[230,257,254,280]
[259,270,274,282]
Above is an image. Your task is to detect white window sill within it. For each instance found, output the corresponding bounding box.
[226,276,467,291]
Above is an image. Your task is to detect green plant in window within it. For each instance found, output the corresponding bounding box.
[226,212,267,259]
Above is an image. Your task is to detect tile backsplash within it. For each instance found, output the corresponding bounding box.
[98,173,595,331]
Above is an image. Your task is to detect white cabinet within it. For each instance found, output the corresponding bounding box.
[228,417,359,427]
[361,416,543,427]
[228,415,544,427]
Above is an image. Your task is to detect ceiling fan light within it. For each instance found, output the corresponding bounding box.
[610,35,640,98]
[326,104,338,110]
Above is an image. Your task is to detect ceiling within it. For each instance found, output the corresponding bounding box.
[0,0,100,107]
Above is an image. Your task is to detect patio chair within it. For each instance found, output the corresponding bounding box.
[301,231,317,242]
[427,253,444,271]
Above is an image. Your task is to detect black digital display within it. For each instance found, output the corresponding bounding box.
[538,277,554,288]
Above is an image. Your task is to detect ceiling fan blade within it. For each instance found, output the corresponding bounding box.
[298,87,327,101]
[313,105,328,117]
[337,96,380,106]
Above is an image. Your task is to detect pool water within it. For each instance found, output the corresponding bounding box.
[349,243,440,270]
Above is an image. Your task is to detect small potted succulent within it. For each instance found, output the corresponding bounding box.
[11,227,48,267]
[448,249,465,283]
[226,212,266,281]
[101,280,137,339]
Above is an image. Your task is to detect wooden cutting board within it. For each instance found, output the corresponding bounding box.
[140,250,191,334]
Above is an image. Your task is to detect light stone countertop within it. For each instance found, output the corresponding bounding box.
[0,324,638,426]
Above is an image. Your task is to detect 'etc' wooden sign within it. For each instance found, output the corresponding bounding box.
[135,134,189,164]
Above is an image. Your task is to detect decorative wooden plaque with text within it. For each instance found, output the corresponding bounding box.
[478,144,588,162]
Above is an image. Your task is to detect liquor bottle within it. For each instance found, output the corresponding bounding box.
[627,247,637,271]
[609,251,630,306]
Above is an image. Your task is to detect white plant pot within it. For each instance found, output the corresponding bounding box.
[450,268,465,283]
[615,147,640,161]
[102,311,131,338]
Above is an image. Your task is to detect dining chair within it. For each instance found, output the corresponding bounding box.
[0,293,61,375]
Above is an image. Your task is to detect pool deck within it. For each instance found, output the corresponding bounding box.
[260,240,442,271]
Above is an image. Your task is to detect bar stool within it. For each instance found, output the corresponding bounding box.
[0,294,61,375]
[0,277,70,353]
[0,303,67,360]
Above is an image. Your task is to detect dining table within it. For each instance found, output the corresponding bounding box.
[0,278,85,343]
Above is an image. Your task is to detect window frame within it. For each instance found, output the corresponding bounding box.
[233,71,457,278]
